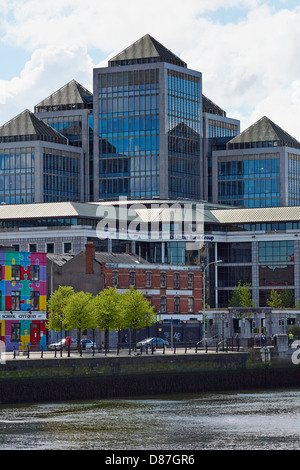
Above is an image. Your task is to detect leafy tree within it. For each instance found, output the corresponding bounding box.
[63,291,93,346]
[122,286,156,344]
[229,281,255,308]
[280,288,295,308]
[89,287,122,349]
[46,286,75,332]
[267,290,283,308]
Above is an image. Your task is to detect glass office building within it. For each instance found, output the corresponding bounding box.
[212,116,300,207]
[93,34,203,201]
[35,80,93,201]
[0,109,83,204]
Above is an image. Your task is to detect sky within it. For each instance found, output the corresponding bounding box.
[1,0,300,139]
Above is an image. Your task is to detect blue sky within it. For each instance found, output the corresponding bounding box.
[1,0,300,139]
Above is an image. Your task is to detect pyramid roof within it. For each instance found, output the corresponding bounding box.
[229,116,300,149]
[0,109,68,144]
[35,79,93,110]
[109,34,187,68]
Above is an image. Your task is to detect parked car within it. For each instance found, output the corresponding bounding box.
[48,338,77,350]
[81,339,96,349]
[136,337,169,350]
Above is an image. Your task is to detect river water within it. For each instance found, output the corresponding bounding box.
[0,389,299,451]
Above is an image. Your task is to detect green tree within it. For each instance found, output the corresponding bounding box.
[229,281,255,308]
[267,289,283,308]
[63,291,93,346]
[280,288,295,308]
[122,286,156,344]
[89,287,122,349]
[46,286,75,332]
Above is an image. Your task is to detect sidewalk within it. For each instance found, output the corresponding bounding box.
[1,345,242,362]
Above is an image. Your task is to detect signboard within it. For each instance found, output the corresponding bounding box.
[0,311,47,320]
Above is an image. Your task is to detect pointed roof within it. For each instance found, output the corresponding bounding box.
[109,34,187,68]
[0,109,68,144]
[34,79,93,112]
[228,116,300,149]
[202,95,226,117]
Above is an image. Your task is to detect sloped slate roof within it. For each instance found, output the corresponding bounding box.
[229,116,300,148]
[0,109,68,143]
[202,95,226,117]
[35,79,93,108]
[109,34,187,68]
[95,252,151,265]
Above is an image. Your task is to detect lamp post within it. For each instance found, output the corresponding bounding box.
[202,259,222,338]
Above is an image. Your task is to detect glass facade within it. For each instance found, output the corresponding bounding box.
[288,153,300,205]
[167,70,201,199]
[97,69,160,199]
[96,64,202,201]
[41,115,83,147]
[43,148,81,201]
[0,147,35,204]
[218,154,280,207]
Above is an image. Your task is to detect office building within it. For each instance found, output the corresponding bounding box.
[0,109,83,204]
[212,116,300,207]
[93,34,203,201]
[34,79,93,201]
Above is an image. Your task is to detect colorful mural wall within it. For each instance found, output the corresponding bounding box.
[0,251,47,351]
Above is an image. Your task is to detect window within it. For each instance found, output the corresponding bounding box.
[64,242,72,253]
[188,273,194,289]
[30,291,39,310]
[160,272,166,288]
[174,272,180,289]
[112,271,118,288]
[174,297,180,313]
[11,323,20,342]
[188,297,194,313]
[11,265,20,281]
[29,244,37,252]
[46,243,55,254]
[30,266,39,281]
[11,291,20,310]
[129,271,135,287]
[146,271,151,288]
[160,296,167,313]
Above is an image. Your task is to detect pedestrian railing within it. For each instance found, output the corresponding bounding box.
[9,336,280,359]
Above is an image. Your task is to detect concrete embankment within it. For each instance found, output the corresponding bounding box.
[0,350,299,405]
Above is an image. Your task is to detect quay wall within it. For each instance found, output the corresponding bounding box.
[0,351,299,405]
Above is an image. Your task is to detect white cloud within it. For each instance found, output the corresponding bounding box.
[0,45,93,124]
[1,0,300,139]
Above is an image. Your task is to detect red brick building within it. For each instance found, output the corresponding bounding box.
[89,246,203,317]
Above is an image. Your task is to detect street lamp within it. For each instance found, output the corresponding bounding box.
[202,259,222,338]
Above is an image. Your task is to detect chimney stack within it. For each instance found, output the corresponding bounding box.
[85,242,95,274]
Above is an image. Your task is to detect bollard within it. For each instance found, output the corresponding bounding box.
[54,346,57,358]
[13,346,16,359]
[206,342,208,353]
[185,343,187,354]
[41,346,43,358]
[27,344,30,358]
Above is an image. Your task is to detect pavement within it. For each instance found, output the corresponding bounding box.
[1,345,242,361]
